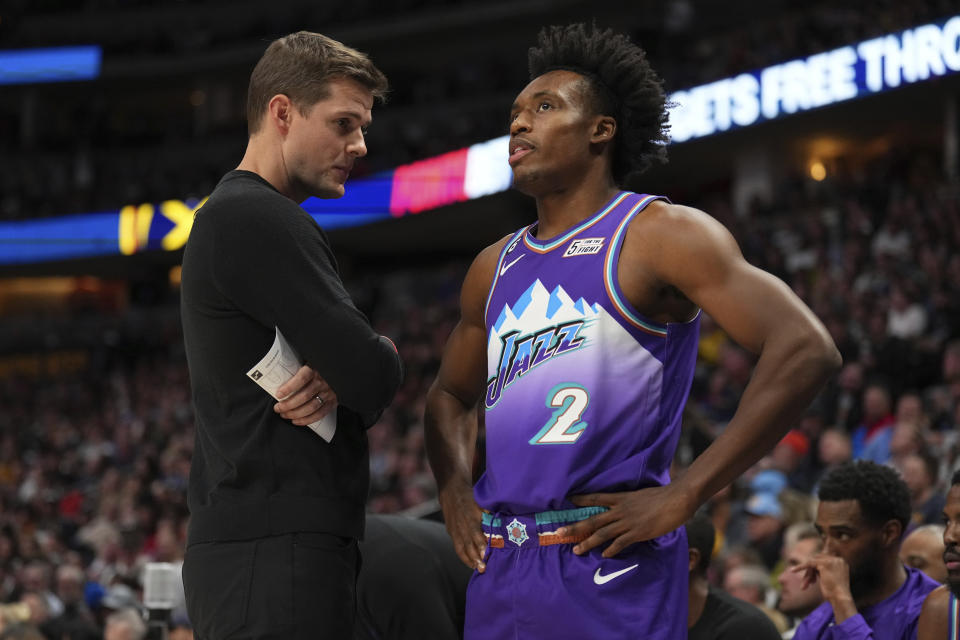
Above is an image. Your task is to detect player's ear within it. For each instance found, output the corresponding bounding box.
[590,116,616,144]
[881,519,903,548]
[688,548,700,573]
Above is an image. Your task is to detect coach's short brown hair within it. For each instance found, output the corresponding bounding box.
[245,31,388,135]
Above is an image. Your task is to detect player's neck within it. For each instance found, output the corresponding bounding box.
[855,557,906,609]
[532,179,620,240]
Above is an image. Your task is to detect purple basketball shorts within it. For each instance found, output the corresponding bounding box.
[464,508,688,639]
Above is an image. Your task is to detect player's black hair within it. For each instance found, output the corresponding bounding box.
[528,23,669,186]
[951,468,960,487]
[818,460,911,536]
[684,513,715,575]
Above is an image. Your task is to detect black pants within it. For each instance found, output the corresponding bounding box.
[183,532,359,640]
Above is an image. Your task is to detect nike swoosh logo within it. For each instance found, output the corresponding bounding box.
[593,564,639,585]
[499,254,524,276]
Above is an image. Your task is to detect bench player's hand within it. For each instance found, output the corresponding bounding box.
[275,365,338,425]
[792,554,857,623]
[439,483,487,573]
[792,554,853,603]
[558,484,695,558]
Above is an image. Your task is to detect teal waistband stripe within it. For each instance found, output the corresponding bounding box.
[481,513,501,527]
[481,506,608,528]
[535,506,607,525]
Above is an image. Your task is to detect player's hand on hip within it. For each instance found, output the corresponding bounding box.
[438,483,488,573]
[274,365,338,425]
[559,484,696,558]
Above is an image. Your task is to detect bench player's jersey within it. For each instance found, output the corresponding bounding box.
[476,190,700,514]
[950,591,959,640]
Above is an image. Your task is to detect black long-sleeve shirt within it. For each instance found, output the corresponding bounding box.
[689,588,782,640]
[181,170,403,545]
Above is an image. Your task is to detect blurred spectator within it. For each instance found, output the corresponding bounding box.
[900,453,945,528]
[103,608,146,640]
[100,584,141,616]
[719,545,766,583]
[887,423,923,472]
[817,430,852,471]
[871,214,911,261]
[852,383,895,463]
[894,392,928,431]
[687,514,782,640]
[824,362,865,433]
[777,526,824,639]
[0,602,30,632]
[899,524,947,584]
[928,340,960,431]
[0,625,45,640]
[16,563,62,620]
[16,594,48,630]
[722,564,790,634]
[770,431,810,485]
[886,286,926,341]
[41,565,99,640]
[751,471,789,501]
[744,493,787,571]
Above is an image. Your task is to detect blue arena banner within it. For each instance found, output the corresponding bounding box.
[0,213,118,264]
[0,175,396,265]
[668,15,960,142]
[301,171,394,226]
[0,46,102,85]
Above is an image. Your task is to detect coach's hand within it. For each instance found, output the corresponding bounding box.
[439,482,487,573]
[275,365,338,425]
[558,483,696,558]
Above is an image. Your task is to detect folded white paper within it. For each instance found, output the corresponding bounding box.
[246,327,336,442]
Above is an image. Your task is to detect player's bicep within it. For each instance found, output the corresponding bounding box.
[652,206,819,355]
[691,259,814,356]
[435,319,488,408]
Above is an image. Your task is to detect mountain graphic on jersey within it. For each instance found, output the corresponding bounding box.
[486,279,597,408]
[486,279,635,409]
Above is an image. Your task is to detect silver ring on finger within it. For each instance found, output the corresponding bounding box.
[315,394,324,408]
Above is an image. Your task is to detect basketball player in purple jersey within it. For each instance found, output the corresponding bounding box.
[424,23,841,639]
[918,471,960,640]
[792,461,938,639]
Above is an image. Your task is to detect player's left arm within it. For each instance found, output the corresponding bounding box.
[561,202,841,556]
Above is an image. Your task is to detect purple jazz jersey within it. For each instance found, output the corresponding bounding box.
[468,191,699,639]
[793,567,938,640]
[479,190,699,513]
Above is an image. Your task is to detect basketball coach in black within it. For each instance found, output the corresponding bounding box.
[180,31,402,639]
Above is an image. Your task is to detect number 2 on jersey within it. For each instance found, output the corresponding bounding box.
[529,383,590,445]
